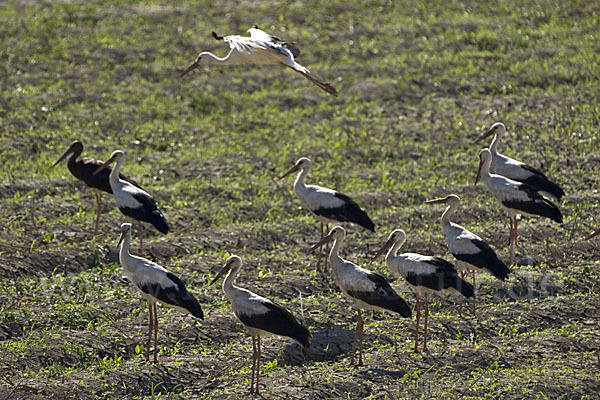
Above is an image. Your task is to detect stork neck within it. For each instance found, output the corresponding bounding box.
[294,166,310,189]
[203,51,234,65]
[329,235,344,265]
[489,133,500,154]
[387,238,405,261]
[222,267,241,300]
[118,233,132,265]
[109,158,124,187]
[441,203,458,227]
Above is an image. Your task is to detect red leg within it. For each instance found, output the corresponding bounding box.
[324,224,330,273]
[153,303,158,363]
[414,293,420,353]
[256,336,261,394]
[250,337,256,393]
[509,216,515,264]
[146,302,153,362]
[318,222,324,272]
[423,293,429,352]
[357,309,364,365]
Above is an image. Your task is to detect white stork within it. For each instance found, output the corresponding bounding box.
[473,122,565,200]
[280,157,375,272]
[94,150,169,252]
[308,226,411,365]
[211,255,311,394]
[372,229,474,353]
[116,223,203,363]
[425,194,510,286]
[180,26,338,96]
[475,148,563,264]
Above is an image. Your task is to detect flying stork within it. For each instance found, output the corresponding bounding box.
[116,223,203,363]
[180,26,338,96]
[308,226,411,364]
[475,148,563,264]
[279,157,375,272]
[94,150,169,252]
[211,255,311,394]
[473,122,565,200]
[51,140,141,236]
[372,229,474,353]
[425,194,510,286]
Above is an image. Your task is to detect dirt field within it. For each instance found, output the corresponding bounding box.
[1,0,599,399]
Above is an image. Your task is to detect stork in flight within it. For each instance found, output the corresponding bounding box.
[475,148,563,264]
[180,26,338,96]
[372,229,474,352]
[279,157,375,272]
[309,226,411,364]
[94,150,169,252]
[425,194,510,286]
[116,223,203,363]
[211,255,311,394]
[473,122,565,200]
[52,141,141,236]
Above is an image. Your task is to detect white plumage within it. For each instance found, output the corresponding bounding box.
[425,194,510,282]
[475,148,562,264]
[308,226,411,364]
[211,255,311,394]
[372,229,473,353]
[280,157,375,272]
[473,122,564,199]
[180,26,337,96]
[116,223,203,363]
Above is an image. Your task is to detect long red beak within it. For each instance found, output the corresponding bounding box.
[372,239,393,263]
[425,197,447,205]
[474,157,484,185]
[473,128,494,145]
[585,228,600,241]
[52,147,73,167]
[210,264,231,285]
[180,61,199,78]
[278,165,300,180]
[93,155,115,175]
[307,234,333,254]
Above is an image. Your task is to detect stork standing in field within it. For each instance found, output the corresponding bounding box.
[475,148,563,264]
[211,255,311,394]
[116,223,203,363]
[94,150,169,252]
[308,226,411,364]
[51,141,142,236]
[180,26,338,96]
[473,122,565,200]
[425,194,510,286]
[280,157,375,272]
[372,229,474,353]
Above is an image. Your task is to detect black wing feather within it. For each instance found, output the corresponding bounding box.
[502,184,563,223]
[313,191,375,232]
[346,273,411,317]
[404,259,475,298]
[452,239,510,280]
[139,272,204,319]
[236,301,311,347]
[125,192,170,233]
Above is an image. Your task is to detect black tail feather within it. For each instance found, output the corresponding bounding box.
[522,175,565,200]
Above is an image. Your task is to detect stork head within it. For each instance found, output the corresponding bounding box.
[372,229,406,262]
[307,225,345,254]
[180,52,212,78]
[278,157,312,180]
[93,150,125,175]
[117,223,132,249]
[52,140,84,167]
[473,122,506,145]
[425,194,460,207]
[211,254,242,285]
[475,148,492,185]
